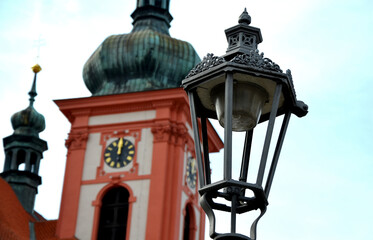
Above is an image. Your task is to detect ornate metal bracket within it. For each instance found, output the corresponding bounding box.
[199,180,268,240]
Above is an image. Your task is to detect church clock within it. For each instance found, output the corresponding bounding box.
[103,137,135,168]
[186,156,197,189]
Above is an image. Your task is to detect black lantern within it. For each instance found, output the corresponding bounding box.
[182,9,308,240]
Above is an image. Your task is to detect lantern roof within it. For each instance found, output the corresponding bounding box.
[182,9,308,121]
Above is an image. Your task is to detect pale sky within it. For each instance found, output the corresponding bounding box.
[0,0,372,239]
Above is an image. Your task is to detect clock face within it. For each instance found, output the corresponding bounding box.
[186,156,197,189]
[104,137,135,169]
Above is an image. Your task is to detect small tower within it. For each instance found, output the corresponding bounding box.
[0,64,48,214]
[55,1,223,239]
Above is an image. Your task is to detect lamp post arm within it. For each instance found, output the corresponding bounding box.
[250,206,267,240]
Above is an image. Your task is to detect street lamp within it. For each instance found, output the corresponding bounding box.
[182,9,308,240]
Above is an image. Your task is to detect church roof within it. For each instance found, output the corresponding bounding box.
[34,220,75,240]
[0,178,76,240]
[0,177,33,240]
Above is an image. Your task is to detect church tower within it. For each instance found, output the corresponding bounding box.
[0,65,48,215]
[55,1,223,240]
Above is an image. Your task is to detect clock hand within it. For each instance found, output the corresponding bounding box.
[191,158,196,174]
[117,138,124,155]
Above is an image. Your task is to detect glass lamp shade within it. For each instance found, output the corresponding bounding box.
[211,82,268,131]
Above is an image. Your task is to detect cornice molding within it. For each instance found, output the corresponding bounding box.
[65,130,89,150]
[151,122,188,145]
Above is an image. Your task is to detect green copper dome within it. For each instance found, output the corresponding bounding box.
[83,1,200,96]
[11,106,45,137]
[11,65,45,137]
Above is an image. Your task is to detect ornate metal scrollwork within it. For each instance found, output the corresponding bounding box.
[231,50,283,73]
[228,34,239,47]
[186,50,283,79]
[186,53,225,78]
[242,33,255,48]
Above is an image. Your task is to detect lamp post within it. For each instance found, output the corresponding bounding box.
[182,9,308,240]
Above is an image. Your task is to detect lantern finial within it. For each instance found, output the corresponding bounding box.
[225,10,262,55]
[239,8,251,25]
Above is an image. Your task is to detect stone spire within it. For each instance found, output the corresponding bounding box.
[0,65,48,214]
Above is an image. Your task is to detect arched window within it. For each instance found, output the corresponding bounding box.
[183,204,196,240]
[97,187,129,240]
[16,149,26,170]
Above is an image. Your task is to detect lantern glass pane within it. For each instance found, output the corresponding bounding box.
[211,82,268,131]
